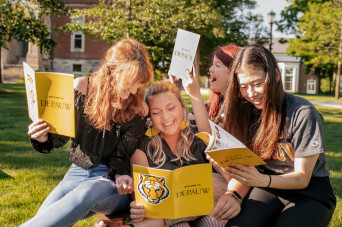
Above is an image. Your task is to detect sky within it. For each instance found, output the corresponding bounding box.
[253,0,294,38]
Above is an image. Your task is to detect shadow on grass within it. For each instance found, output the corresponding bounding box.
[320,109,342,119]
[326,153,342,198]
[330,175,342,199]
[0,142,70,169]
[0,170,14,179]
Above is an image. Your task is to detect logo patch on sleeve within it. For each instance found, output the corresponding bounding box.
[311,141,319,147]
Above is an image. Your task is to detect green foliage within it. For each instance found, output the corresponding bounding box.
[321,77,333,94]
[276,0,330,35]
[285,1,342,94]
[0,0,68,56]
[62,0,267,75]
[287,2,342,68]
[244,12,269,45]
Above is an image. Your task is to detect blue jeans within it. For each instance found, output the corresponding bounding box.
[20,164,130,227]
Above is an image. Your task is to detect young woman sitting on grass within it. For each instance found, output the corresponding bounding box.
[184,44,337,227]
[116,81,230,227]
[22,39,153,227]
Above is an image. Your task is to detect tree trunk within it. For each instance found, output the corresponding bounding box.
[331,71,336,93]
[335,17,342,99]
[336,62,341,99]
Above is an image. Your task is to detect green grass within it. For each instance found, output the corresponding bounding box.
[0,84,97,226]
[295,93,342,102]
[0,84,341,226]
[181,90,209,112]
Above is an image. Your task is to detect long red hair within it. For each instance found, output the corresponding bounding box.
[222,45,285,160]
[208,44,240,121]
[86,39,153,131]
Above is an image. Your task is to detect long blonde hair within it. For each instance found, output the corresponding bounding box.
[145,81,196,168]
[86,39,153,130]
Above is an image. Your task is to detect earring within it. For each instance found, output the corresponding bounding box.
[179,119,189,130]
[145,127,160,137]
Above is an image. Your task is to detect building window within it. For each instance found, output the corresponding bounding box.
[73,64,82,72]
[284,67,294,91]
[74,34,82,49]
[307,79,316,94]
[71,16,84,52]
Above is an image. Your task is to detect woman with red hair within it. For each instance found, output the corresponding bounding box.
[205,44,240,124]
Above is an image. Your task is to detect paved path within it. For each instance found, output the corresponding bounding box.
[309,100,342,109]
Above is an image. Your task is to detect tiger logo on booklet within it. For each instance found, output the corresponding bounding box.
[137,173,170,205]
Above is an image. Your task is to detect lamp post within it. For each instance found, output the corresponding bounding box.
[268,10,276,52]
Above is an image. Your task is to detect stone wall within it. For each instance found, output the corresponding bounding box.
[52,58,101,77]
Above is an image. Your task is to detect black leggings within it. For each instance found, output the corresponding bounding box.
[226,177,336,227]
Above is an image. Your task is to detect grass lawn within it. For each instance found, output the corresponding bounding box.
[0,84,341,226]
[295,93,342,102]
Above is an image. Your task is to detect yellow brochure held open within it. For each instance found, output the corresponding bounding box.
[196,120,266,167]
[133,163,214,219]
[206,147,266,167]
[23,62,75,137]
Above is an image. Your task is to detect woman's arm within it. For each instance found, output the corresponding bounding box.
[210,163,250,221]
[130,149,149,167]
[180,67,212,134]
[128,149,151,224]
[224,153,319,189]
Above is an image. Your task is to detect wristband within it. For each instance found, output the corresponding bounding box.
[227,190,242,204]
[266,174,272,188]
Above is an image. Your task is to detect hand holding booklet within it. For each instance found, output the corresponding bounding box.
[196,120,266,167]
[133,163,213,219]
[23,62,75,137]
[168,28,200,80]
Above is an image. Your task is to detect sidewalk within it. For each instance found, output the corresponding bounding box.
[309,100,342,109]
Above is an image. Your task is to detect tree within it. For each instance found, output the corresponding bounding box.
[62,0,267,76]
[243,12,269,45]
[276,0,329,36]
[0,0,67,83]
[286,1,342,98]
[0,0,67,55]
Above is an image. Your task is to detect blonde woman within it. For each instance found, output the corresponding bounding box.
[21,39,153,227]
[122,81,228,227]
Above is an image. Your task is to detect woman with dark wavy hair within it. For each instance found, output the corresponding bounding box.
[22,39,153,227]
[220,45,336,226]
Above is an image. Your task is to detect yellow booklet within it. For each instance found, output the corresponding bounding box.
[133,163,214,219]
[23,62,75,137]
[196,120,265,167]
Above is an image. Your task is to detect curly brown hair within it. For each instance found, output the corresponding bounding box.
[85,39,153,130]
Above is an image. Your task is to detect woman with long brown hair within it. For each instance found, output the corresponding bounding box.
[220,45,336,226]
[180,44,250,222]
[21,39,153,227]
[183,44,336,226]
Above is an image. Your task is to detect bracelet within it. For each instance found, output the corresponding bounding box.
[227,190,242,204]
[266,174,272,188]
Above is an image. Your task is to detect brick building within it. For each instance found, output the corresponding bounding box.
[0,0,111,82]
[271,38,319,94]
